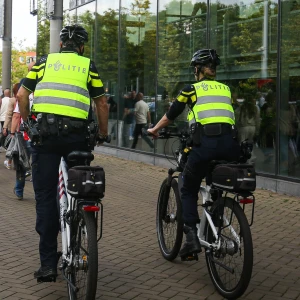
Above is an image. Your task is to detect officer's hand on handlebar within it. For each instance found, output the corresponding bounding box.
[147,128,159,138]
[96,134,111,146]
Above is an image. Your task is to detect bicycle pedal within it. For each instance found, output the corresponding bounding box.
[181,253,199,261]
[37,275,56,283]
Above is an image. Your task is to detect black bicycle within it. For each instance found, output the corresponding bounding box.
[155,127,255,299]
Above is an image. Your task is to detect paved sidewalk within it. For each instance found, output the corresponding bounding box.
[0,148,299,300]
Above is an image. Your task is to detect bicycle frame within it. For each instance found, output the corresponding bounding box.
[58,157,73,267]
[197,185,241,251]
[197,185,220,250]
[170,170,222,252]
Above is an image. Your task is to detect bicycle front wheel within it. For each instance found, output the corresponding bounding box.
[205,197,253,299]
[68,210,98,300]
[156,178,183,261]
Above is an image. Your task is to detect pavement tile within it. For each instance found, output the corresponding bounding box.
[0,149,299,299]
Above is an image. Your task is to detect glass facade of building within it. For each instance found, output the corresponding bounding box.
[37,0,300,183]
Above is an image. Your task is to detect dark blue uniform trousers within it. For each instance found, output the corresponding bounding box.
[181,133,240,225]
[31,136,89,269]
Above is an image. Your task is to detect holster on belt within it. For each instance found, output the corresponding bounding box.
[190,123,202,145]
[70,120,85,130]
[37,114,51,137]
[47,114,59,135]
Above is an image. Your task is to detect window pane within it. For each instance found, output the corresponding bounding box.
[36,2,50,58]
[63,0,70,10]
[119,0,157,151]
[70,0,77,10]
[96,0,119,146]
[76,2,96,60]
[210,0,278,175]
[157,0,207,155]
[279,1,300,178]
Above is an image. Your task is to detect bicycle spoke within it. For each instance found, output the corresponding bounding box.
[157,178,183,261]
[162,188,178,250]
[216,207,243,289]
[67,210,98,300]
[205,197,253,299]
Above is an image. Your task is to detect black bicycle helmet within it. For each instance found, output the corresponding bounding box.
[190,49,221,67]
[60,24,88,45]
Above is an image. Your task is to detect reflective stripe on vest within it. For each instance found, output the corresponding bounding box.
[32,53,90,119]
[188,81,235,126]
[33,96,90,112]
[36,82,90,99]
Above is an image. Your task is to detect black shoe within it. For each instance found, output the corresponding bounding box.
[34,266,57,283]
[179,225,201,258]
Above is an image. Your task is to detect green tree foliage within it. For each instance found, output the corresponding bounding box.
[36,0,50,59]
[157,1,208,99]
[0,41,36,88]
[94,9,119,84]
[11,49,29,85]
[77,10,95,59]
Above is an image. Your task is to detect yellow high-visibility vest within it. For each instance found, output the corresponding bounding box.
[187,80,235,126]
[32,53,90,119]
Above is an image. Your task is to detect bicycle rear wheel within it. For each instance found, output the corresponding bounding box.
[205,197,253,299]
[68,209,98,300]
[156,178,183,261]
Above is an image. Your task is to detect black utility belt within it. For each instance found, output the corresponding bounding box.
[202,123,233,136]
[35,113,88,136]
[190,123,237,145]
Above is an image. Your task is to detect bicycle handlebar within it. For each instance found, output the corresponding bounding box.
[157,128,190,139]
[96,135,111,144]
[144,126,253,165]
[143,127,190,140]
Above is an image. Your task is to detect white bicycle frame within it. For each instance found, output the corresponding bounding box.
[58,156,73,267]
[196,185,241,251]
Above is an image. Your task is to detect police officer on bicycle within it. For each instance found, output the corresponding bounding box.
[148,49,240,258]
[17,25,108,280]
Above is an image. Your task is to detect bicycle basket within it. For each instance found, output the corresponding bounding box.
[67,166,105,199]
[211,164,256,192]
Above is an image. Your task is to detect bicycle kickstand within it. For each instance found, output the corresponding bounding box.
[59,261,79,293]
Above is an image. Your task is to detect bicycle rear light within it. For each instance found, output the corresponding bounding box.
[239,198,253,204]
[83,205,100,212]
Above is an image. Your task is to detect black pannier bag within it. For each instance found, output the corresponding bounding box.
[67,166,105,199]
[211,164,256,192]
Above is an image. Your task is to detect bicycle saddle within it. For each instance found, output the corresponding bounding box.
[67,151,94,163]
